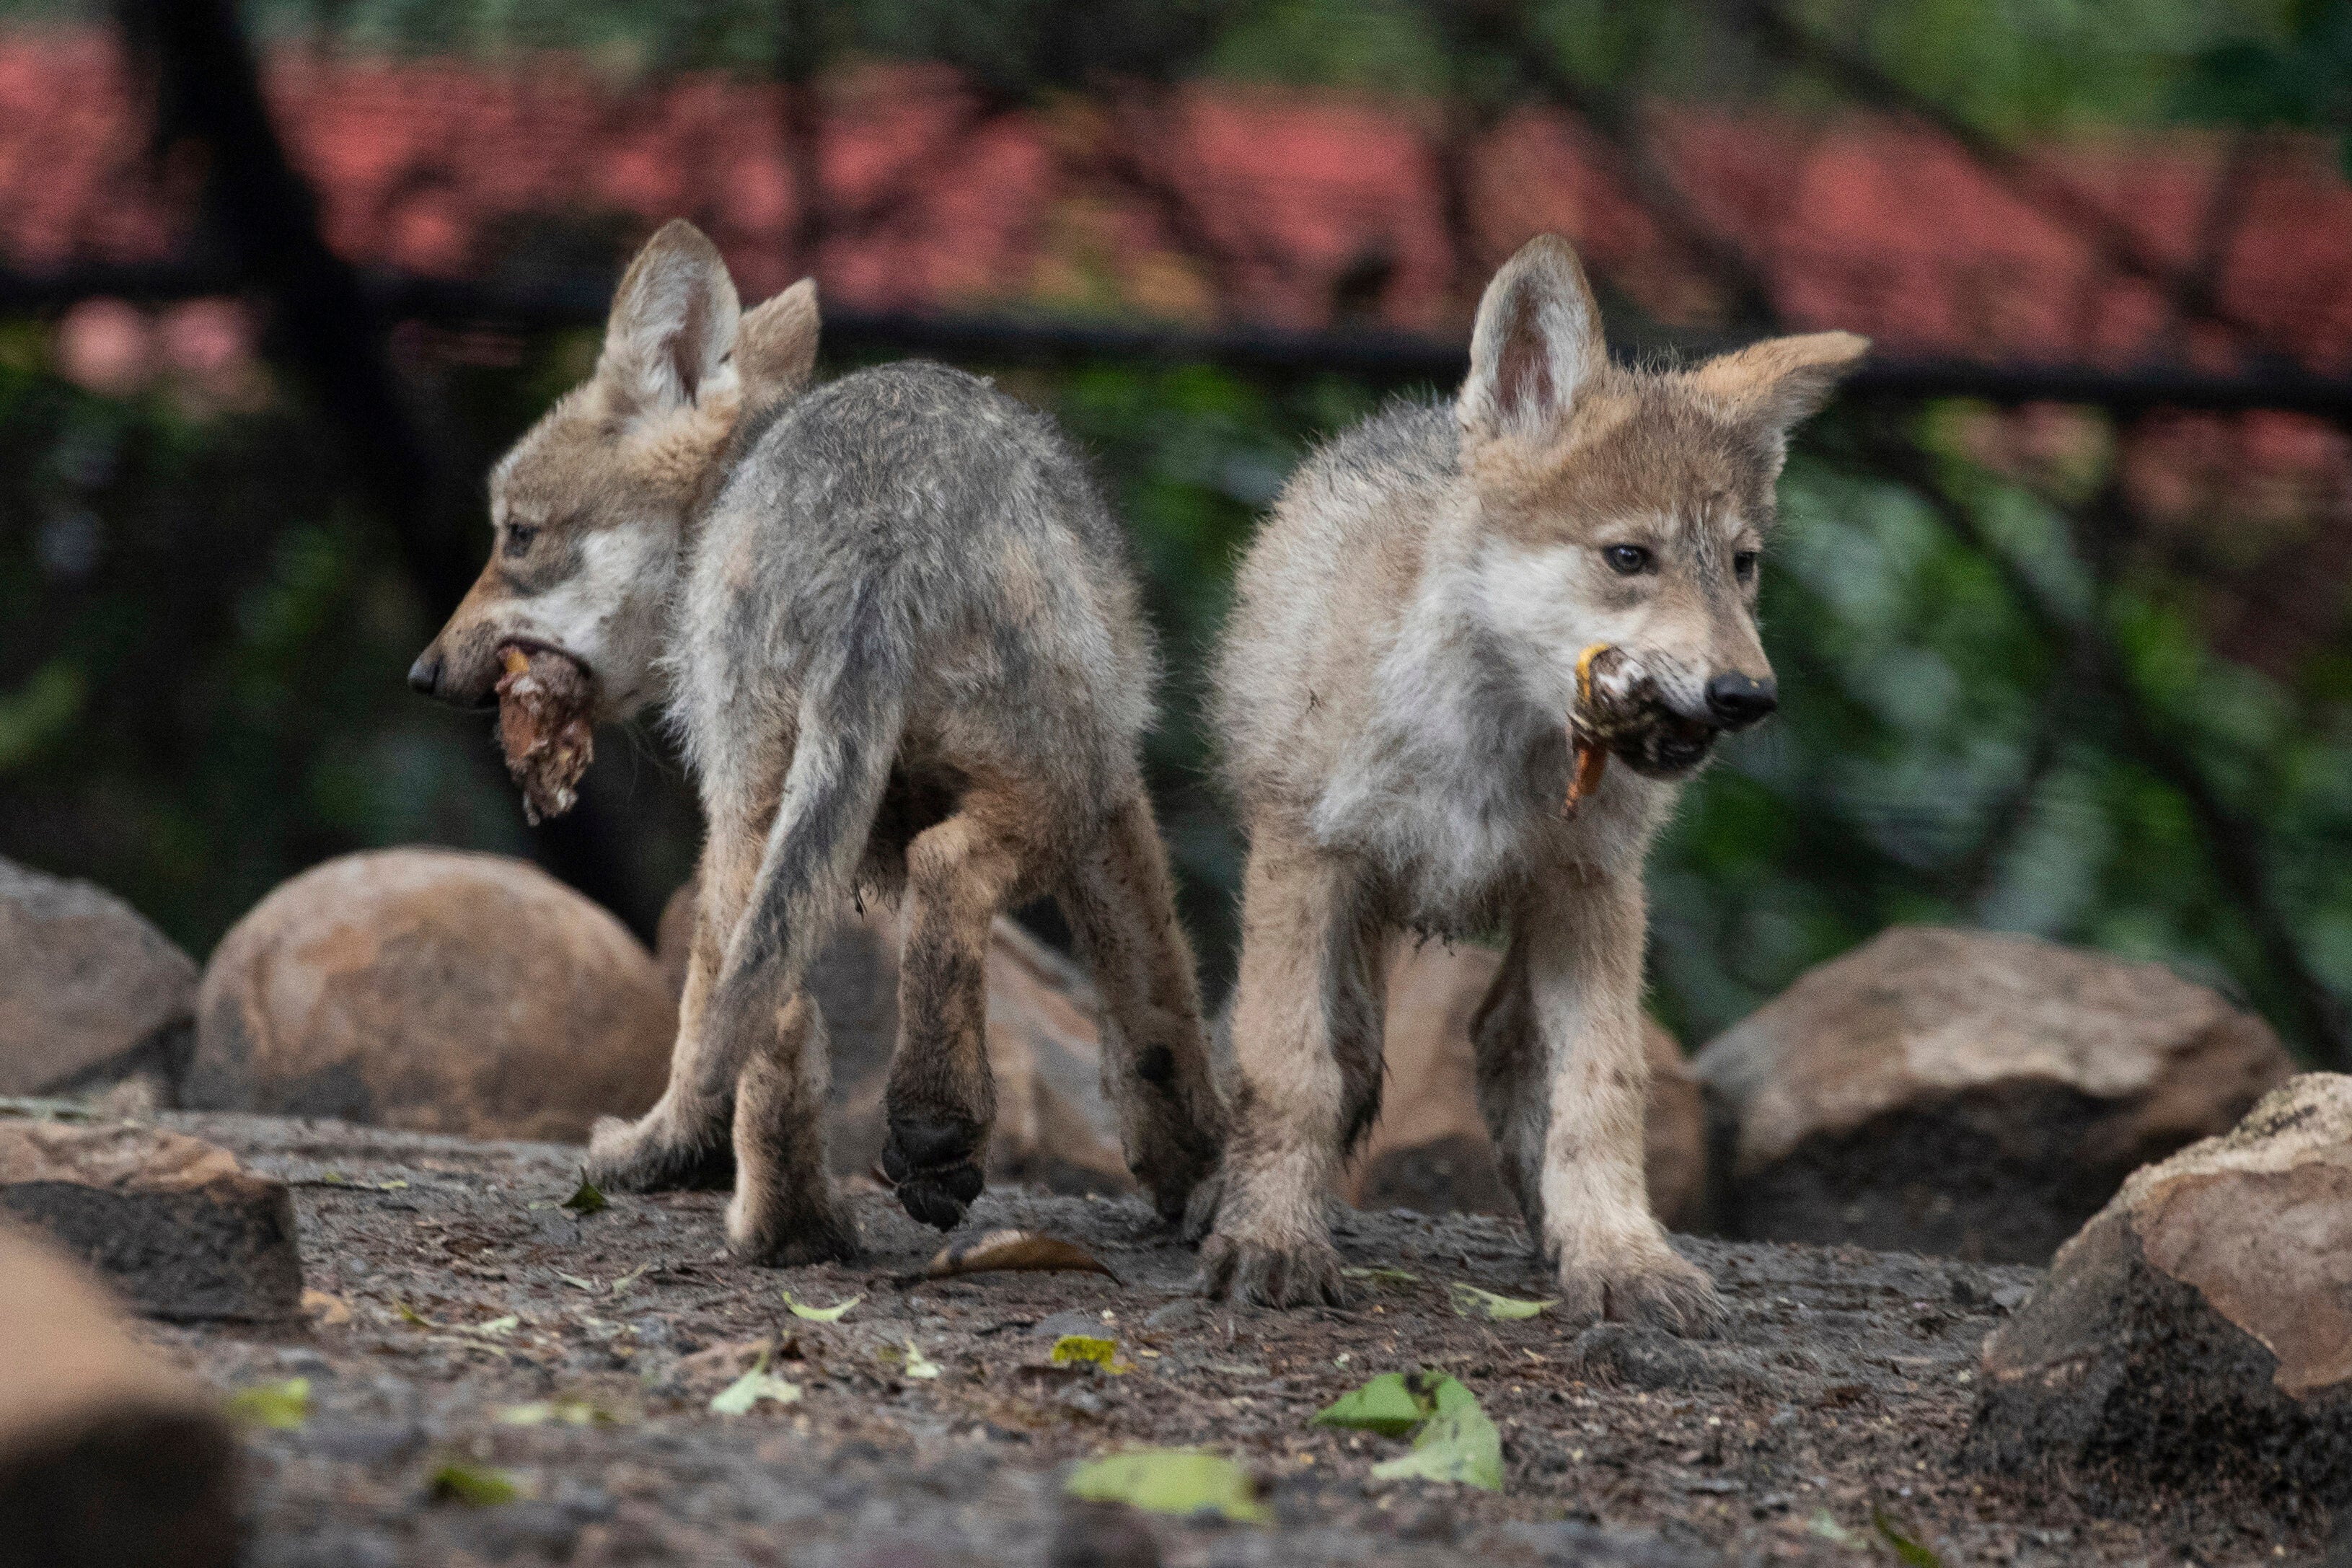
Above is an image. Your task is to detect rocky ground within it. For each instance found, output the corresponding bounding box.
[138,1112,2312,1568]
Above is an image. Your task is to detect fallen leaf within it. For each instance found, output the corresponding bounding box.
[1369,1374,1502,1492]
[914,1229,1120,1284]
[467,1315,520,1339]
[902,1338,942,1380]
[225,1378,309,1430]
[783,1290,860,1322]
[1049,1335,1132,1374]
[1065,1448,1267,1523]
[0,1095,97,1121]
[711,1347,802,1415]
[1313,1372,1429,1438]
[608,1263,651,1296]
[300,1288,351,1327]
[560,1177,607,1215]
[1871,1505,1943,1567]
[429,1461,524,1507]
[498,1397,618,1427]
[1341,1266,1420,1286]
[1807,1510,1866,1549]
[557,1273,599,1292]
[1448,1282,1556,1321]
[395,1301,431,1326]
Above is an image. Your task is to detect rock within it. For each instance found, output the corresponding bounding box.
[0,1119,302,1321]
[188,850,673,1143]
[1693,926,2294,1262]
[0,857,197,1100]
[656,876,1132,1195]
[1339,941,1709,1231]
[0,1217,239,1567]
[1965,1074,2352,1515]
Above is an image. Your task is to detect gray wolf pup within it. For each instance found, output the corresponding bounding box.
[410,221,1223,1261]
[1203,233,1865,1324]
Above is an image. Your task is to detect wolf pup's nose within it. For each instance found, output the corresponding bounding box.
[1705,672,1777,729]
[408,651,443,697]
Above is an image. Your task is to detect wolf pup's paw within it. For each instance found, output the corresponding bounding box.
[1177,1168,1225,1246]
[1552,1238,1723,1337]
[583,1113,734,1193]
[881,1113,987,1232]
[724,1189,863,1268]
[1195,1230,1352,1308]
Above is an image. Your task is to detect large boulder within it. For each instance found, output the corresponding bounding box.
[0,857,197,1099]
[188,850,672,1143]
[0,1119,301,1321]
[0,1217,239,1567]
[1693,926,2294,1262]
[1965,1074,2352,1519]
[1341,941,1709,1232]
[656,878,1131,1194]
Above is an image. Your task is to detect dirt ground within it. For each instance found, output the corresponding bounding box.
[146,1111,2310,1567]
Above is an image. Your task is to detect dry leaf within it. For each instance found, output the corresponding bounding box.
[300,1288,351,1326]
[910,1229,1121,1285]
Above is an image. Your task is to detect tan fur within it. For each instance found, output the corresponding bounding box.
[1203,234,1866,1323]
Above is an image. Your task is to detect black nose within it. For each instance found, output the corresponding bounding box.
[407,651,442,697]
[1705,672,1777,729]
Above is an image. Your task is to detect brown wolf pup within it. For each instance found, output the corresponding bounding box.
[1203,234,1865,1324]
[409,221,1223,1262]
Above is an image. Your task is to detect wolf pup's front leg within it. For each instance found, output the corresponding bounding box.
[1489,869,1719,1332]
[1197,828,1384,1307]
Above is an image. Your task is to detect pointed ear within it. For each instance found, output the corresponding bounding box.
[1686,331,1869,433]
[737,278,820,408]
[598,220,740,417]
[1459,234,1607,444]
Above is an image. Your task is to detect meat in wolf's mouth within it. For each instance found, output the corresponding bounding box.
[494,643,596,824]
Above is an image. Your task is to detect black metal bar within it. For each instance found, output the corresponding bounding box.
[8,263,2352,415]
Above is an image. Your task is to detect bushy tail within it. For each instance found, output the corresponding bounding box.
[694,646,903,1103]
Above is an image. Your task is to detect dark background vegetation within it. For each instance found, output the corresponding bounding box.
[2,0,2349,1062]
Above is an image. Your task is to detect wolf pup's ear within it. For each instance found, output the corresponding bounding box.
[1687,331,1870,436]
[599,219,742,418]
[1459,233,1607,445]
[737,278,820,408]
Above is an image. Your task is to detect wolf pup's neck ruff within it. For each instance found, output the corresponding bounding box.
[1202,232,1865,1322]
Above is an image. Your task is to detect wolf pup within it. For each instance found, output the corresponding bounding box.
[1203,234,1865,1324]
[410,221,1223,1262]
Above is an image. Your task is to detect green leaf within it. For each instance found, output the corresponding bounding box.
[498,1396,617,1427]
[1871,1505,1943,1567]
[783,1290,860,1322]
[395,1301,431,1326]
[1369,1375,1502,1492]
[557,1273,599,1292]
[1065,1448,1268,1523]
[1447,1282,1556,1321]
[560,1178,608,1215]
[468,1315,520,1338]
[1049,1335,1129,1373]
[428,1461,523,1507]
[608,1264,650,1296]
[225,1377,310,1430]
[902,1338,942,1380]
[1312,1372,1430,1437]
[1807,1510,1867,1549]
[1340,1265,1420,1285]
[710,1348,802,1415]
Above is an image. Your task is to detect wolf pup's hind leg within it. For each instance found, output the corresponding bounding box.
[1060,785,1225,1225]
[881,799,1030,1229]
[728,989,860,1264]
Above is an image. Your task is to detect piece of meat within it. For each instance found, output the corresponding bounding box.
[1562,643,1645,818]
[494,646,596,825]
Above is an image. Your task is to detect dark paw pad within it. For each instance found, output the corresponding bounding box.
[883,1114,987,1233]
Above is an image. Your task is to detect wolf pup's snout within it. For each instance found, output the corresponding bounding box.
[407,648,444,698]
[1704,671,1776,730]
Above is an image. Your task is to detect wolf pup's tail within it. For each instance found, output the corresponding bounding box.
[693,638,904,1104]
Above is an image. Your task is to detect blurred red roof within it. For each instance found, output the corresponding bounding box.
[4,28,2351,373]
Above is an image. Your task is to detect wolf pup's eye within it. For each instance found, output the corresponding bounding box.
[1733,550,1760,583]
[504,525,539,558]
[1603,544,1653,576]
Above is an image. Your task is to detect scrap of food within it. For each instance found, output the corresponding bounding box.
[494,646,595,825]
[1562,641,1647,817]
